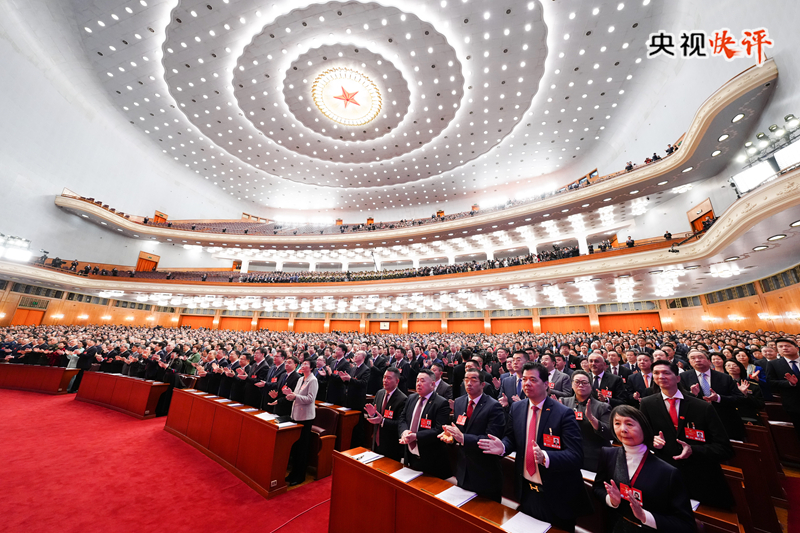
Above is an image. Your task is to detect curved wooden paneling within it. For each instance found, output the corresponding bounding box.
[598,313,662,333]
[447,319,484,334]
[539,316,591,334]
[258,318,289,331]
[294,319,325,333]
[179,315,214,329]
[491,318,533,334]
[407,320,442,334]
[329,320,361,332]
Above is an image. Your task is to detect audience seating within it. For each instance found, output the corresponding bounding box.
[310,408,339,480]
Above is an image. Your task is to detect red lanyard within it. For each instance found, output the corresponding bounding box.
[630,452,648,486]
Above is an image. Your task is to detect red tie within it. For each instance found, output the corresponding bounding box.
[613,367,617,376]
[376,392,389,446]
[667,398,678,428]
[525,405,539,477]
[466,400,475,419]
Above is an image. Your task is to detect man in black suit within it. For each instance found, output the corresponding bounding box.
[680,350,746,441]
[243,349,270,408]
[641,360,733,508]
[270,356,300,417]
[366,346,388,395]
[325,344,352,405]
[398,369,451,479]
[560,370,613,471]
[440,368,505,501]
[431,362,453,400]
[67,340,97,393]
[390,347,412,395]
[606,351,632,382]
[364,367,408,461]
[588,353,628,407]
[627,352,658,405]
[262,350,286,411]
[478,362,590,532]
[633,338,654,355]
[767,338,800,440]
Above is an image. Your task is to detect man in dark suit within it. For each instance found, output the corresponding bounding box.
[633,338,654,355]
[606,351,632,382]
[325,344,351,405]
[641,360,733,508]
[431,362,453,400]
[440,368,505,501]
[67,340,97,393]
[364,367,408,461]
[390,348,412,395]
[398,369,451,479]
[627,352,658,405]
[588,353,628,407]
[680,350,746,441]
[767,338,800,440]
[243,349,270,408]
[479,362,590,532]
[560,370,613,471]
[343,350,371,446]
[497,351,528,408]
[262,350,286,411]
[271,356,300,417]
[366,346,388,395]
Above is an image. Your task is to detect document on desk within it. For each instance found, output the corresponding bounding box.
[228,403,244,407]
[256,412,278,421]
[215,398,231,403]
[500,512,551,533]
[275,421,297,428]
[435,485,477,508]
[336,407,352,411]
[241,408,259,412]
[690,499,700,511]
[318,402,334,407]
[580,469,596,482]
[352,451,383,464]
[507,451,516,459]
[389,467,423,483]
[184,389,196,392]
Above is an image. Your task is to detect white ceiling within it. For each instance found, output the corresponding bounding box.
[72,0,668,214]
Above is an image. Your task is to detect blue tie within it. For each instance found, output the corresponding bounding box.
[790,360,800,378]
[516,377,522,396]
[699,373,711,396]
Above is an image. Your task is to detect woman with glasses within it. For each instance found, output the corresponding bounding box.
[560,370,613,471]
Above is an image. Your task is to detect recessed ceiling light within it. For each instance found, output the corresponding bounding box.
[724,256,740,261]
[81,214,89,218]
[603,198,612,202]
[711,150,721,157]
[718,134,729,141]
[767,234,787,241]
[685,265,700,270]
[657,180,668,185]
[629,190,639,194]
[791,220,800,227]
[682,167,693,173]
[752,246,768,251]
[732,113,745,123]
[100,221,107,225]
[649,270,663,274]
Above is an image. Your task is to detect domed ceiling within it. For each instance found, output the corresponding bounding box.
[75,0,664,213]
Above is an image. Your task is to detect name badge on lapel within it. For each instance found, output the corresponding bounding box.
[543,433,561,449]
[548,382,555,389]
[620,484,643,505]
[383,409,393,419]
[271,377,277,383]
[456,414,468,425]
[575,411,584,420]
[684,428,706,442]
[420,418,432,430]
[598,389,612,399]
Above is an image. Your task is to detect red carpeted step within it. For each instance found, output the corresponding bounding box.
[0,390,331,533]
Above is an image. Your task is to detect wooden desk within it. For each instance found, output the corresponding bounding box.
[315,401,361,451]
[165,389,302,499]
[75,372,169,419]
[0,363,79,394]
[329,447,568,533]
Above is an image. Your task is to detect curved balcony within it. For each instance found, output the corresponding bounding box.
[55,61,778,249]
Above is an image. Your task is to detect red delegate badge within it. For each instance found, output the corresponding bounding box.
[542,434,561,449]
[456,414,468,425]
[575,411,584,420]
[620,484,643,505]
[419,418,432,430]
[383,410,393,419]
[684,428,706,442]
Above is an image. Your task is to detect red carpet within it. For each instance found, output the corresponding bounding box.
[0,389,331,533]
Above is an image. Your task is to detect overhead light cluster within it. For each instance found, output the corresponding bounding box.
[542,284,567,307]
[709,262,741,278]
[652,266,686,297]
[575,278,598,303]
[630,197,649,216]
[736,113,800,166]
[614,276,635,303]
[0,234,32,262]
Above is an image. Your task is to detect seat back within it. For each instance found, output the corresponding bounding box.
[312,407,339,437]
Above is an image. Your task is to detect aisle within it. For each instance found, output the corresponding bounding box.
[0,389,331,533]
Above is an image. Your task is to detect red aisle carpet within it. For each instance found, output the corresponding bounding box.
[0,389,331,533]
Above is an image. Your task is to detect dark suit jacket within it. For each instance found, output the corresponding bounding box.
[501,397,591,523]
[499,373,527,403]
[679,369,746,441]
[398,391,451,479]
[325,357,351,405]
[453,394,505,499]
[345,363,371,411]
[78,346,97,370]
[274,370,300,416]
[627,372,659,404]
[391,358,412,395]
[607,365,632,382]
[243,359,270,408]
[767,357,800,415]
[367,355,388,395]
[560,396,613,471]
[593,447,695,533]
[640,393,733,508]
[452,362,466,398]
[592,372,628,407]
[370,388,408,461]
[435,380,453,400]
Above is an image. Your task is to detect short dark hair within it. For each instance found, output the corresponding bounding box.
[513,350,528,360]
[384,366,400,380]
[417,368,434,380]
[287,356,299,366]
[636,351,653,361]
[571,369,591,383]
[610,405,654,449]
[464,367,484,383]
[431,361,444,372]
[776,337,798,348]
[652,359,679,376]
[522,361,548,382]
